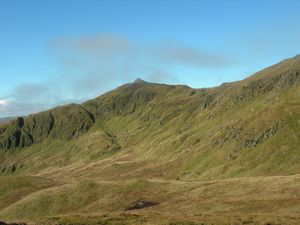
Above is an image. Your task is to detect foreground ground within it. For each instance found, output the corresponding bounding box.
[0,164,299,225]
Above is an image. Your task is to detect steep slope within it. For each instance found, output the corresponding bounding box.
[0,104,94,150]
[0,55,300,224]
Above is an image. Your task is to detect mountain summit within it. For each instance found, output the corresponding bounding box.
[133,78,147,83]
[0,55,300,224]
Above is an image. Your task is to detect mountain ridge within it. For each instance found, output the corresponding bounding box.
[0,54,300,224]
[1,54,299,152]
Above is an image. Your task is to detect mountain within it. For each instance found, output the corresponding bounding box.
[0,55,300,225]
[0,117,14,125]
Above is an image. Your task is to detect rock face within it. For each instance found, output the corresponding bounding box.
[231,70,300,103]
[0,117,24,149]
[244,123,280,148]
[0,104,94,150]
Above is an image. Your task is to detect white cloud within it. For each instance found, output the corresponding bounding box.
[0,99,8,106]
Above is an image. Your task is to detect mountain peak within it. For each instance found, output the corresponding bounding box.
[133,78,147,84]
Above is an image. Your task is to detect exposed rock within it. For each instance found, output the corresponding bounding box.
[84,84,156,116]
[23,111,55,143]
[125,199,159,210]
[244,123,279,148]
[212,126,243,147]
[232,70,300,103]
[10,164,17,173]
[0,118,25,149]
[49,104,94,140]
[0,104,95,151]
[203,95,215,109]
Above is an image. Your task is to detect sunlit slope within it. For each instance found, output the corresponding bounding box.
[0,175,299,224]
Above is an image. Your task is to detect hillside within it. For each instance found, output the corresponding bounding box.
[0,55,300,225]
[0,117,14,125]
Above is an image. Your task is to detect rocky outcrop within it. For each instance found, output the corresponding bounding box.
[0,117,24,149]
[212,126,243,147]
[84,83,157,116]
[0,163,23,174]
[232,70,300,103]
[48,104,94,140]
[0,104,95,151]
[125,199,159,210]
[244,123,280,148]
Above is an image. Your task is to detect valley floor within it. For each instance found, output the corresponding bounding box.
[1,173,300,225]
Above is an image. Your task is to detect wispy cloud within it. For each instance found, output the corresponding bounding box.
[0,82,84,117]
[145,69,177,83]
[0,34,233,117]
[0,100,48,117]
[157,41,232,68]
[50,34,232,95]
[55,35,132,59]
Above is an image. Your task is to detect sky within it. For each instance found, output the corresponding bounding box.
[0,0,300,117]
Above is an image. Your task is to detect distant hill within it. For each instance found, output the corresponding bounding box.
[0,55,300,224]
[0,117,14,124]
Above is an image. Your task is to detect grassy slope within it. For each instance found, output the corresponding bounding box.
[0,55,300,224]
[0,117,14,125]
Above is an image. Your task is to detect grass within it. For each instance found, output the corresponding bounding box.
[1,175,300,224]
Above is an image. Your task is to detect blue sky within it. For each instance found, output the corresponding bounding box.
[0,0,300,117]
